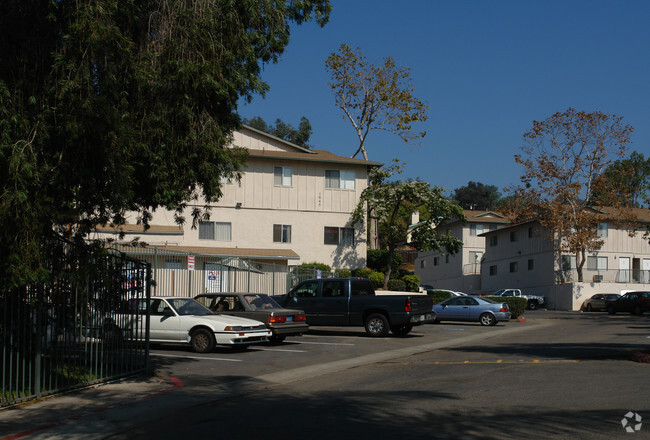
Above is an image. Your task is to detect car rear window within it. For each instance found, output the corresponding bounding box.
[351,280,373,296]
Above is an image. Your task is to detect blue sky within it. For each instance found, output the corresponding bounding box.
[238,1,650,197]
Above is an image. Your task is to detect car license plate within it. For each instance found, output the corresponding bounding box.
[286,316,293,322]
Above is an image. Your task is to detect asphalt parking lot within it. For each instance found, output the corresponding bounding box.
[2,310,649,440]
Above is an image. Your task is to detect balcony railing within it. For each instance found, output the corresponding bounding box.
[554,269,650,284]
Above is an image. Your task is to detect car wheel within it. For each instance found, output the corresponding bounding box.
[190,328,215,353]
[527,301,538,310]
[586,304,593,312]
[391,324,413,337]
[607,305,616,315]
[269,335,286,344]
[633,306,643,315]
[364,313,390,337]
[479,313,496,326]
[431,313,440,324]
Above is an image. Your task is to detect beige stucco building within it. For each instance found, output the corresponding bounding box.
[415,207,650,310]
[92,126,381,272]
[480,208,650,310]
[414,210,510,292]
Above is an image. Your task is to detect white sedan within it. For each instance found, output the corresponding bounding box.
[110,297,271,352]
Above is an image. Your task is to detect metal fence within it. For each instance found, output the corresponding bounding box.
[1,253,150,408]
[109,244,346,298]
[554,268,650,284]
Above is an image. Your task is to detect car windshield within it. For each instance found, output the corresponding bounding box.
[243,294,280,310]
[167,298,213,316]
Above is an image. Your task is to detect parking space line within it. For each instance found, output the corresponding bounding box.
[152,353,242,362]
[254,347,307,353]
[295,341,355,346]
[420,359,580,365]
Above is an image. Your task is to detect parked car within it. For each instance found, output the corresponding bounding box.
[606,291,650,315]
[274,278,435,337]
[194,293,309,343]
[582,293,620,312]
[105,297,271,353]
[489,288,546,310]
[432,296,511,326]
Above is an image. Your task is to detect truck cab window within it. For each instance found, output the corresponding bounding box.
[293,281,318,298]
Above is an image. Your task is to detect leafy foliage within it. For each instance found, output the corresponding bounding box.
[244,115,313,148]
[367,249,401,274]
[401,274,420,292]
[452,181,501,211]
[505,108,635,281]
[352,160,464,288]
[0,0,331,287]
[325,43,428,160]
[592,151,650,208]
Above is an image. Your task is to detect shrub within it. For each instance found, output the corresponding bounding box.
[401,274,420,292]
[300,261,331,272]
[387,279,406,291]
[367,249,402,274]
[486,296,527,318]
[368,271,384,288]
[351,268,372,278]
[335,268,351,278]
[428,290,454,303]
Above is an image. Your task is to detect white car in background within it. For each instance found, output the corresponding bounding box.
[106,297,271,352]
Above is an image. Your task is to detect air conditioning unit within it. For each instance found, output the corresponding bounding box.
[593,274,603,283]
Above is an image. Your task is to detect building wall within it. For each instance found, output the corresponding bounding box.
[480,223,556,296]
[93,129,371,270]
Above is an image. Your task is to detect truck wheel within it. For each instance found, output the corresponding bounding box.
[191,329,215,353]
[364,313,390,337]
[479,313,496,326]
[269,335,286,344]
[391,324,413,337]
[527,300,538,310]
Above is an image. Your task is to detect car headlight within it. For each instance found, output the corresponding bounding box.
[224,326,243,331]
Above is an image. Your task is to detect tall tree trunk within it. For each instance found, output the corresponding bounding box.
[576,248,586,282]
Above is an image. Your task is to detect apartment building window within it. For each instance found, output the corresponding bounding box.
[199,221,232,241]
[434,257,440,266]
[489,235,498,247]
[470,224,485,236]
[420,260,426,269]
[273,224,292,243]
[528,227,533,238]
[324,227,354,246]
[510,262,518,273]
[587,256,608,270]
[325,170,355,189]
[274,166,292,186]
[445,255,450,264]
[528,259,534,270]
[510,231,519,242]
[489,265,497,276]
[597,222,608,238]
[561,255,576,270]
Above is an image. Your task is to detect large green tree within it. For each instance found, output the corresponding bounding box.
[0,0,331,287]
[352,161,464,289]
[452,181,501,211]
[593,151,650,208]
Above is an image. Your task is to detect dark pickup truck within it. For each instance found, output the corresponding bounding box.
[274,277,435,337]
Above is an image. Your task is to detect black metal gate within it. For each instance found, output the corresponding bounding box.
[1,253,150,408]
